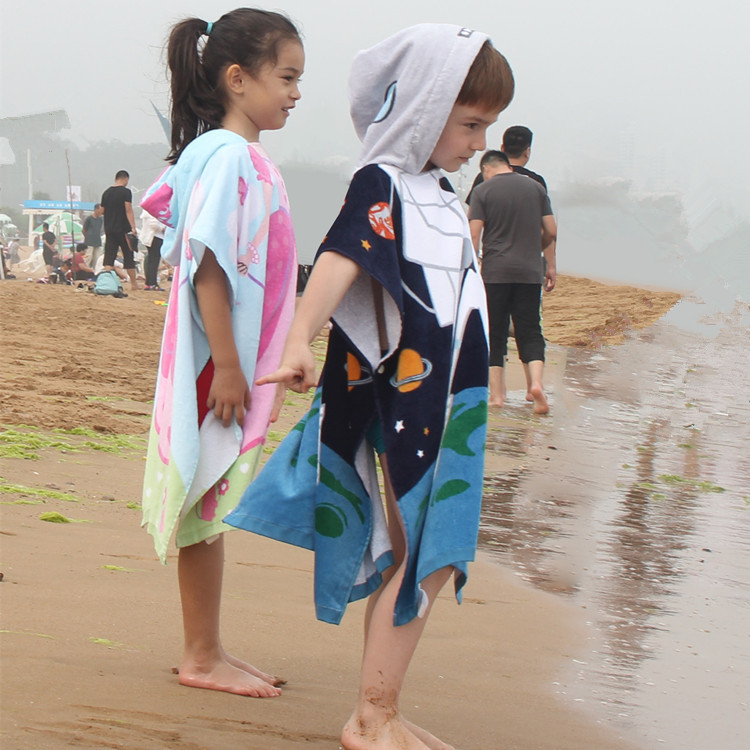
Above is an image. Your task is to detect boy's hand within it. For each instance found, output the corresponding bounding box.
[269,382,286,423]
[257,344,316,393]
[207,364,252,427]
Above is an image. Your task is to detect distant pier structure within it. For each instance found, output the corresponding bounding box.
[0,109,71,211]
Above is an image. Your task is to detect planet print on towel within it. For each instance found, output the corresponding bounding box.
[367,202,395,240]
[346,352,374,391]
[390,348,433,392]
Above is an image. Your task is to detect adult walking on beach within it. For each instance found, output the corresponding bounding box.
[101,170,139,291]
[466,124,547,202]
[469,150,557,413]
[82,203,104,269]
[494,126,557,402]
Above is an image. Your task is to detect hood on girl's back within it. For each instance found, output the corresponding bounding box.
[140,129,248,265]
[349,24,488,175]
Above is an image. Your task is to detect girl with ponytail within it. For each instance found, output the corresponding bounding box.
[140,8,303,698]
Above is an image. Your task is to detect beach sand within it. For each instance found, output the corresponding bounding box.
[0,275,679,749]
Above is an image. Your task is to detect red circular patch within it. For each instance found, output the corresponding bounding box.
[367,202,395,240]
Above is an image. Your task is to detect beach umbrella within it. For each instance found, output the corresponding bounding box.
[0,213,12,224]
[1,223,18,239]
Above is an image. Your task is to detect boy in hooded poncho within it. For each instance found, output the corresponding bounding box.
[226,24,514,749]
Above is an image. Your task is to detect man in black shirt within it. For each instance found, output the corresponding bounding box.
[101,170,139,291]
[41,222,64,283]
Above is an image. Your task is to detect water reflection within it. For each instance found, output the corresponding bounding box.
[480,315,750,749]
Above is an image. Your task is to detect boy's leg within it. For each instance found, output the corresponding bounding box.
[177,535,282,697]
[343,457,454,750]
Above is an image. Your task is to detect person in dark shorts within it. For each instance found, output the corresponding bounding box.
[40,222,66,283]
[469,150,557,414]
[101,170,140,291]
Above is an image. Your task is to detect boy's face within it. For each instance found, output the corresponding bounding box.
[427,103,499,173]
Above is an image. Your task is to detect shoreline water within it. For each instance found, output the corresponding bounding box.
[0,275,683,749]
[482,315,750,750]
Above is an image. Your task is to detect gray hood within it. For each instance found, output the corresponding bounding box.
[349,24,489,175]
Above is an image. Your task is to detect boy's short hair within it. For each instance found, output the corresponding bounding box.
[480,150,510,168]
[76,243,86,253]
[94,203,101,210]
[115,170,130,180]
[456,41,514,113]
[502,126,533,157]
[43,222,49,230]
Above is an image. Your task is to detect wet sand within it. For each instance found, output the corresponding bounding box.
[0,275,680,749]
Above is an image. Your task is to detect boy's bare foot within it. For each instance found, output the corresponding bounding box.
[529,384,549,414]
[341,715,429,750]
[178,656,282,697]
[341,713,453,750]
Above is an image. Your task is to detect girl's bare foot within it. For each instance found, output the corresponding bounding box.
[225,651,286,686]
[178,655,282,697]
[402,718,455,749]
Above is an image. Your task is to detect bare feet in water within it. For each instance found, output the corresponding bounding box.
[529,384,549,414]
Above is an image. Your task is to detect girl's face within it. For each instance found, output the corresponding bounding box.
[223,39,304,141]
[427,103,499,173]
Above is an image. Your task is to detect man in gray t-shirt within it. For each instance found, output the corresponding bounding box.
[82,203,104,268]
[469,150,557,414]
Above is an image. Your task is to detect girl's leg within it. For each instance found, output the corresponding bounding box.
[177,535,282,697]
[342,458,454,750]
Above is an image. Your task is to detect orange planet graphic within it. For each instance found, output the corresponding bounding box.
[347,352,373,391]
[367,202,395,240]
[390,349,433,392]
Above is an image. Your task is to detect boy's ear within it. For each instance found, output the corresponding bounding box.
[224,64,245,94]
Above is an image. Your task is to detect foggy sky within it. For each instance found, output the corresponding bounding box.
[1,0,748,222]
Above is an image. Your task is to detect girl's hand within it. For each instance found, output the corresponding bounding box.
[207,364,252,427]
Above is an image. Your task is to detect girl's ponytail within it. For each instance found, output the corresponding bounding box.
[164,9,301,164]
[166,18,225,163]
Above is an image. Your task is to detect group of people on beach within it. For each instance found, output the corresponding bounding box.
[136,8,542,749]
[15,177,169,290]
